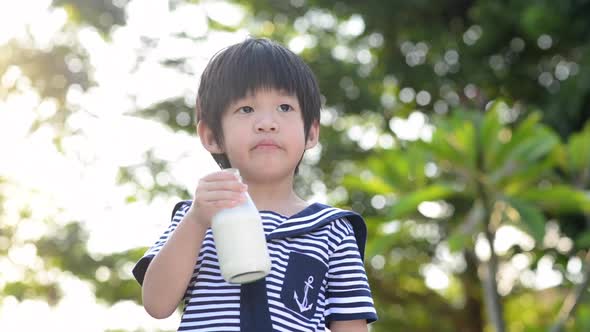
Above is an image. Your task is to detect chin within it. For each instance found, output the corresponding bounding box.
[244,164,296,180]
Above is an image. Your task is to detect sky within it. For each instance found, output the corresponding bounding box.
[0,0,579,331]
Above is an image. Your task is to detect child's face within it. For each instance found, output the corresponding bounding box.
[212,88,318,182]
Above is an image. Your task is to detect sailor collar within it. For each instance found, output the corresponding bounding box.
[173,201,368,261]
[260,203,368,261]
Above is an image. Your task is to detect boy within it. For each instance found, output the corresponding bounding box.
[133,37,377,332]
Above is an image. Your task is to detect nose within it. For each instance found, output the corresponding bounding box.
[255,114,278,132]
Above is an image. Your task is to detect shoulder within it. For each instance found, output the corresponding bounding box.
[303,203,365,224]
[310,203,369,262]
[325,217,355,238]
[171,200,192,220]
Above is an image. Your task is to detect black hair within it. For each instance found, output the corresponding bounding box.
[195,37,321,169]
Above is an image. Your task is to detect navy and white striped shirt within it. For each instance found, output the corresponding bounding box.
[133,201,377,331]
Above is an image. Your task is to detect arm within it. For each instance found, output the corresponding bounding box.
[330,319,368,332]
[141,211,207,319]
[325,220,378,327]
[141,171,247,318]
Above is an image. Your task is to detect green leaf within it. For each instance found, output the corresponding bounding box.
[405,146,430,187]
[481,104,503,170]
[366,230,398,259]
[489,128,559,184]
[342,173,395,195]
[501,158,556,194]
[455,121,477,171]
[447,202,484,252]
[366,152,412,190]
[564,123,590,175]
[505,128,558,164]
[493,112,544,166]
[447,233,470,252]
[505,197,546,243]
[428,112,476,167]
[519,186,590,214]
[481,103,502,143]
[388,184,457,219]
[575,231,590,248]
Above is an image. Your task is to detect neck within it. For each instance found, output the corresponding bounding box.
[242,175,307,216]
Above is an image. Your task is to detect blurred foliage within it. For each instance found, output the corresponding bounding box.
[234,0,590,135]
[1,187,144,306]
[52,0,127,35]
[219,2,590,330]
[345,106,590,331]
[117,149,192,203]
[2,0,590,331]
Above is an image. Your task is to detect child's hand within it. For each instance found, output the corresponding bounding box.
[185,170,248,228]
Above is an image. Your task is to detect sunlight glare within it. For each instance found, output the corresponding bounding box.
[171,3,209,38]
[0,0,52,45]
[7,243,38,267]
[0,277,180,331]
[203,1,245,27]
[421,264,450,290]
[338,14,365,37]
[495,225,534,255]
[29,7,68,50]
[126,0,170,38]
[389,111,434,141]
[534,255,563,289]
[1,65,22,88]
[475,233,491,261]
[418,201,445,218]
[566,257,582,274]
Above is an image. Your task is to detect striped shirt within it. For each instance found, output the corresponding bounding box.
[133,201,377,331]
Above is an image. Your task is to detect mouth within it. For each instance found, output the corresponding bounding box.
[253,139,281,150]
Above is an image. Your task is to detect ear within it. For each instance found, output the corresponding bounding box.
[305,120,320,150]
[197,121,224,154]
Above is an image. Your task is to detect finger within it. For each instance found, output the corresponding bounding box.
[196,197,244,212]
[212,199,243,209]
[201,170,241,182]
[197,190,247,203]
[199,179,247,193]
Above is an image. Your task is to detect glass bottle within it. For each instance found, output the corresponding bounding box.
[210,168,272,284]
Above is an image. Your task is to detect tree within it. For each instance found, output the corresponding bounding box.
[345,106,590,331]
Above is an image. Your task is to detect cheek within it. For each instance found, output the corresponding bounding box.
[220,119,244,141]
[290,129,308,150]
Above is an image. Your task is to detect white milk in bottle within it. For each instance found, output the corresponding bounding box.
[211,168,272,284]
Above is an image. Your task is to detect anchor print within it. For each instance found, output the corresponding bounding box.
[294,276,314,312]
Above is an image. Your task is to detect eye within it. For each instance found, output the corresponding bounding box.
[237,106,254,114]
[277,104,293,112]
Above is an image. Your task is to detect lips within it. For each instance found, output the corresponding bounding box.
[253,139,281,150]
